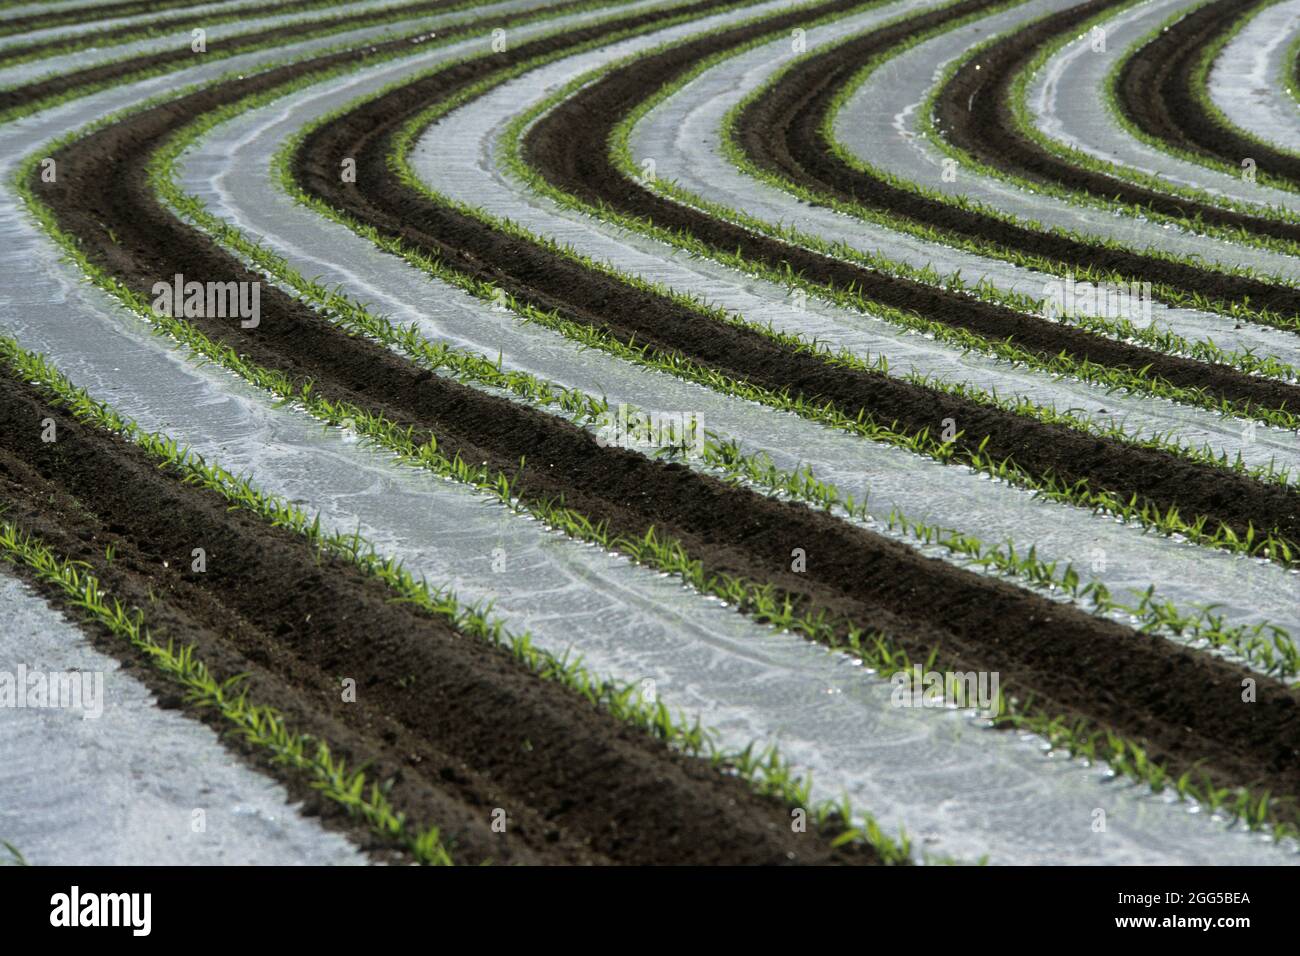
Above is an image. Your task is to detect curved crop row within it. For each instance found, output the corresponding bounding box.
[8,0,1300,864]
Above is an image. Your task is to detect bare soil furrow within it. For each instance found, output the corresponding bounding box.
[24,0,1300,822]
[1117,0,1300,191]
[0,0,244,35]
[0,0,375,67]
[738,0,1300,319]
[938,0,1300,239]
[0,359,870,865]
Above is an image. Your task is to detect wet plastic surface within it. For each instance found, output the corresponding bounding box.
[2,0,1297,864]
[1029,0,1300,208]
[0,571,365,865]
[0,0,448,90]
[0,0,280,50]
[835,0,1300,274]
[186,0,1300,674]
[1206,0,1300,154]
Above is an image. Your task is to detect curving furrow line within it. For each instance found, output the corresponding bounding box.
[934,0,1300,238]
[0,0,578,117]
[0,0,1158,868]
[0,0,899,866]
[595,6,1300,460]
[0,0,308,51]
[1204,0,1300,156]
[796,0,1300,325]
[1024,0,1300,219]
[489,0,1300,574]
[1115,0,1300,191]
[17,0,1300,858]
[413,10,1300,628]
[124,0,1300,858]
[172,0,1300,839]
[623,11,1300,396]
[0,0,412,70]
[0,0,443,90]
[0,0,244,32]
[7,0,1300,858]
[0,0,141,14]
[180,0,1300,684]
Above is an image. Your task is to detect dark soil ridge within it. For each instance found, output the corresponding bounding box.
[938,0,1300,247]
[0,365,873,865]
[510,5,1300,536]
[10,0,1300,468]
[737,0,1300,321]
[31,0,1300,819]
[0,0,370,67]
[0,0,552,113]
[0,0,244,36]
[1117,0,1300,191]
[526,0,1300,421]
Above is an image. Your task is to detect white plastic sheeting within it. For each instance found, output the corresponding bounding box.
[1206,0,1300,155]
[1,0,1294,864]
[1029,0,1300,207]
[834,0,1300,275]
[0,572,365,865]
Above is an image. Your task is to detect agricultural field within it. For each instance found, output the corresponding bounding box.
[0,0,1298,874]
